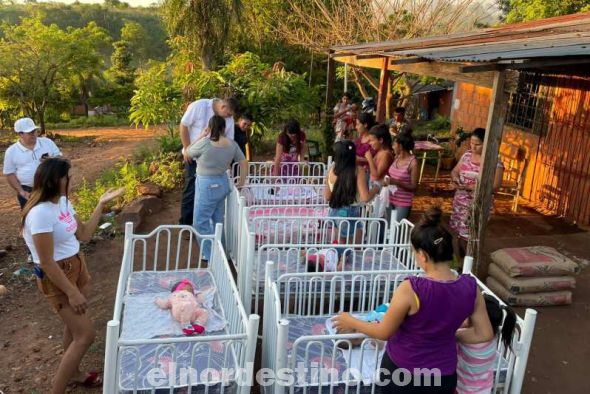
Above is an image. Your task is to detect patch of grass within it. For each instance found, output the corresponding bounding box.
[45,132,95,144]
[46,114,129,130]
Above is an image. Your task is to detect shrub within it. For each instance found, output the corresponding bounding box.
[72,152,183,221]
[157,132,182,153]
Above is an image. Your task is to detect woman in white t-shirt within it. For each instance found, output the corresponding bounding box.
[22,158,124,393]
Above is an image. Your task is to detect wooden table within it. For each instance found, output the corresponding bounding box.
[413,140,444,191]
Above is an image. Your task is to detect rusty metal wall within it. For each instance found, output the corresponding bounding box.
[519,72,590,225]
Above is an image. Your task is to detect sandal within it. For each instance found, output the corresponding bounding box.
[75,371,103,388]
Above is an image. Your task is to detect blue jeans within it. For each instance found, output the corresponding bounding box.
[193,174,230,261]
[329,206,362,238]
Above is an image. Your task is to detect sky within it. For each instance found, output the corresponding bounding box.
[35,0,157,7]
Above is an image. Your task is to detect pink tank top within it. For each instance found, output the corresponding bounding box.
[388,155,415,207]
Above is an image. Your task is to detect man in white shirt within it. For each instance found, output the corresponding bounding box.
[3,117,62,208]
[179,97,237,225]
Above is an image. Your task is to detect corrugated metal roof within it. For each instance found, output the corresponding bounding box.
[331,12,590,65]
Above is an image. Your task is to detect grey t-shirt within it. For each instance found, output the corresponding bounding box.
[188,138,245,176]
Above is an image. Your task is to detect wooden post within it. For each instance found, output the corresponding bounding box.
[325,50,336,118]
[467,71,508,275]
[376,57,390,123]
[325,50,336,153]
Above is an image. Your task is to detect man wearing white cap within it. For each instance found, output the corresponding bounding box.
[3,117,61,208]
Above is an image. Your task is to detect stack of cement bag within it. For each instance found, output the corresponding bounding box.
[486,246,580,306]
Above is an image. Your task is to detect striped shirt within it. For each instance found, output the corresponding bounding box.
[456,339,498,394]
[388,155,415,207]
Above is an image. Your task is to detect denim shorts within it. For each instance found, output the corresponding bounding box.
[329,205,362,239]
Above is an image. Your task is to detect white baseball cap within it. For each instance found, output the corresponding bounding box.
[14,117,39,133]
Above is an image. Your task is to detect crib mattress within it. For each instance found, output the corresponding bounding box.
[118,340,239,393]
[119,270,237,392]
[285,316,510,393]
[284,316,381,392]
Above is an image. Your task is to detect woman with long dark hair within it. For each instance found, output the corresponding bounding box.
[449,128,503,259]
[22,158,124,393]
[325,140,381,245]
[386,132,419,221]
[365,124,394,182]
[189,115,247,261]
[456,293,517,393]
[333,207,493,393]
[272,119,307,178]
[354,112,376,170]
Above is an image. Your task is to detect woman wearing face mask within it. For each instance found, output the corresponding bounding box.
[22,158,124,393]
[449,128,504,259]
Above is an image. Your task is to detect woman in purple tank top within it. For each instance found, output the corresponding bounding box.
[333,208,493,393]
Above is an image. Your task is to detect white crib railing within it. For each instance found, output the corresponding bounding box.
[261,258,537,394]
[241,230,414,315]
[104,223,259,394]
[231,160,331,181]
[463,257,537,394]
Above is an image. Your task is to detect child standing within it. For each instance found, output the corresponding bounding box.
[456,294,517,394]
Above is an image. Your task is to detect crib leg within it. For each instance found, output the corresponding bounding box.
[510,309,537,394]
[103,320,119,394]
[274,320,290,394]
[240,314,260,394]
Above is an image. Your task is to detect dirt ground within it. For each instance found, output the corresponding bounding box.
[0,126,160,256]
[0,150,588,393]
[0,126,160,393]
[413,173,590,394]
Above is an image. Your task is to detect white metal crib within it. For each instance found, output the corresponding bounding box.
[262,257,536,394]
[104,223,259,394]
[230,160,331,183]
[239,217,415,316]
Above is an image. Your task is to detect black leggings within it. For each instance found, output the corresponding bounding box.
[378,351,457,393]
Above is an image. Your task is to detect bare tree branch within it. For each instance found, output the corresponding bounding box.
[272,0,491,54]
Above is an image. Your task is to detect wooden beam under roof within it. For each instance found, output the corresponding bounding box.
[355,54,387,60]
[388,61,498,89]
[334,54,518,91]
[389,57,430,65]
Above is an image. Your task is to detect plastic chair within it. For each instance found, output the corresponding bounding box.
[497,147,528,212]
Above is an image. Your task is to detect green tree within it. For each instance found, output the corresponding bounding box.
[0,2,170,62]
[160,0,243,70]
[104,0,130,9]
[505,0,590,23]
[0,17,109,131]
[129,61,182,129]
[105,39,136,110]
[121,20,149,65]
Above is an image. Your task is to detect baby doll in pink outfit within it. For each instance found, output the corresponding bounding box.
[155,279,209,336]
